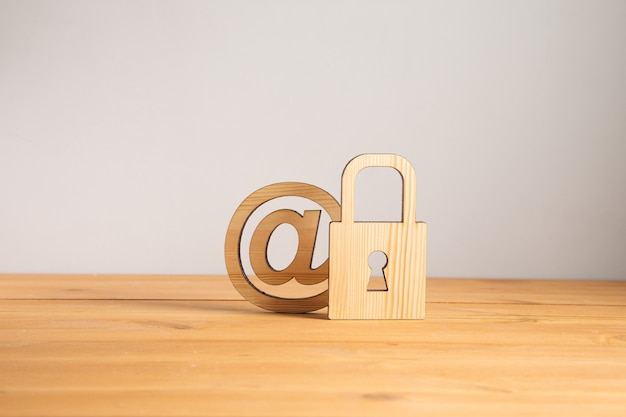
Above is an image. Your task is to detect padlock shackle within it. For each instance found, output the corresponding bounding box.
[340,153,417,223]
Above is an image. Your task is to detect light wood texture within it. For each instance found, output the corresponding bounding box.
[3,274,624,305]
[329,154,427,319]
[1,274,625,417]
[224,182,340,313]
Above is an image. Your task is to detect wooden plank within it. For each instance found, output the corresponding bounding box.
[429,277,626,306]
[0,274,242,301]
[2,390,624,417]
[1,276,625,417]
[1,299,626,344]
[1,298,625,416]
[1,274,625,306]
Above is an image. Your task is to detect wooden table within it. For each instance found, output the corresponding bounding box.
[1,275,625,416]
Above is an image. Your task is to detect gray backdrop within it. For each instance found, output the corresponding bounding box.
[1,1,625,279]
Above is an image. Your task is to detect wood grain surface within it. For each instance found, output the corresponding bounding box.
[1,274,625,417]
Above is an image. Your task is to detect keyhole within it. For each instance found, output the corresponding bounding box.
[367,250,388,291]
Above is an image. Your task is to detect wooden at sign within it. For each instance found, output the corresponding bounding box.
[224,182,340,313]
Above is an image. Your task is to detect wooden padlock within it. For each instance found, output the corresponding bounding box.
[328,154,427,319]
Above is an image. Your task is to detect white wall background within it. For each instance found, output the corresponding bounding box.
[1,0,625,279]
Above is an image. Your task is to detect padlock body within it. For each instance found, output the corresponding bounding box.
[328,221,427,319]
